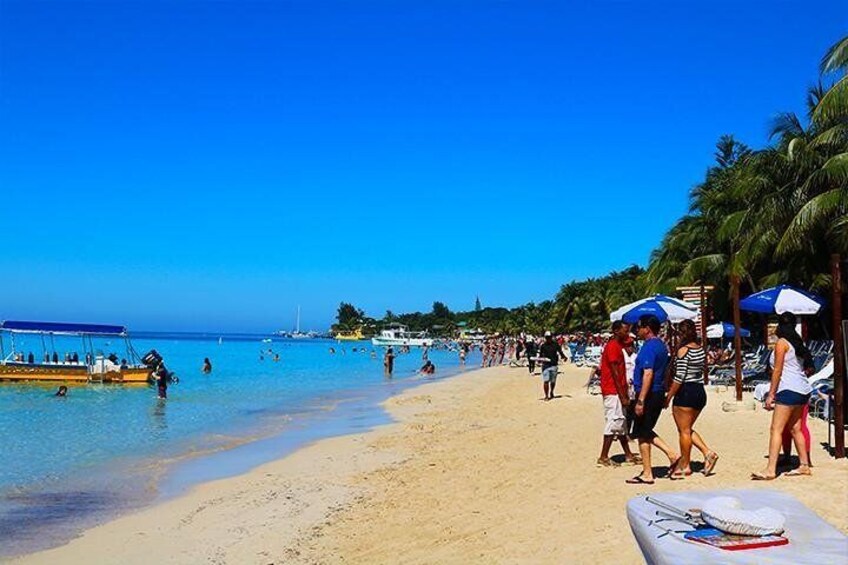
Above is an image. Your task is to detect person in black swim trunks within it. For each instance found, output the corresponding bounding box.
[626,315,680,485]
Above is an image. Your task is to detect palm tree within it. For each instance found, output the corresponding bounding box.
[648,35,848,303]
[774,37,848,266]
[814,35,848,123]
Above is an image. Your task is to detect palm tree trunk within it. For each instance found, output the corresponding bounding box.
[731,274,743,401]
[745,274,757,293]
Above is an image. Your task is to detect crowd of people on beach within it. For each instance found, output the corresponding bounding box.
[471,312,820,484]
[596,312,817,483]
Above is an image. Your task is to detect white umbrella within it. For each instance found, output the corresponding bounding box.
[609,295,698,324]
[706,322,751,339]
[739,285,824,315]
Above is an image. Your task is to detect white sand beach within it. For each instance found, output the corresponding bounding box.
[16,363,848,564]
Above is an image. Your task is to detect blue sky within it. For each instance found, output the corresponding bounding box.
[1,1,845,331]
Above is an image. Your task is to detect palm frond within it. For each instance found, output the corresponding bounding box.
[769,112,805,141]
[809,273,832,292]
[680,254,727,286]
[813,76,848,125]
[820,34,848,75]
[716,210,746,243]
[775,188,848,257]
[827,214,848,254]
[810,124,848,150]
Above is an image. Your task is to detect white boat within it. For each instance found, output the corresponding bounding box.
[371,324,433,347]
[289,306,314,339]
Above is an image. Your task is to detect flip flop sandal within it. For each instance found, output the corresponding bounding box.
[784,467,812,477]
[703,452,720,476]
[596,458,619,467]
[626,475,655,485]
[750,472,776,481]
[666,457,682,478]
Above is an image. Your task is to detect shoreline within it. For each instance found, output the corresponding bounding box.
[14,363,848,563]
[1,357,469,560]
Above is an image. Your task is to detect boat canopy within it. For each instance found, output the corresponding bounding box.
[0,320,127,336]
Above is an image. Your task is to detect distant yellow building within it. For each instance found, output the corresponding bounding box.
[335,328,364,341]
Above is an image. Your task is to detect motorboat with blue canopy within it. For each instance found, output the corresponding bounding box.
[0,320,153,384]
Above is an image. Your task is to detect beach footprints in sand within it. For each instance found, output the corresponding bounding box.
[394,394,433,406]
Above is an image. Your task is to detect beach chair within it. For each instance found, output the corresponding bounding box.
[572,343,588,366]
[585,366,601,395]
[809,386,831,420]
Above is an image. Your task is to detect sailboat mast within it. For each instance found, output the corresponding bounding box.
[296,305,301,333]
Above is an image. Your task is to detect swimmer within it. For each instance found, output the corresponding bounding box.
[55,385,68,397]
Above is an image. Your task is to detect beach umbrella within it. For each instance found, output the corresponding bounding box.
[609,295,698,324]
[739,284,825,315]
[706,322,751,339]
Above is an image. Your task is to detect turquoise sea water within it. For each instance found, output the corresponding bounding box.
[0,333,473,557]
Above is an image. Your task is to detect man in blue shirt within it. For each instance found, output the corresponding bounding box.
[626,315,680,485]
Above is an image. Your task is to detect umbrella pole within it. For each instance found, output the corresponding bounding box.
[832,254,845,459]
[732,275,743,401]
[700,284,708,384]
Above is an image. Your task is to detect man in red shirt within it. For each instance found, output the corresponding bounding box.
[597,321,639,466]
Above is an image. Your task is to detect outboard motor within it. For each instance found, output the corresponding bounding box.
[141,349,163,368]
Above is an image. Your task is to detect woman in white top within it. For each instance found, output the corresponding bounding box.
[752,312,814,480]
[623,338,636,398]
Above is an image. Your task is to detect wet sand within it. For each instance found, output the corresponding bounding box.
[15,363,848,564]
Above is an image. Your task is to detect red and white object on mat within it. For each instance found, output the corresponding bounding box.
[700,496,786,536]
[684,528,789,551]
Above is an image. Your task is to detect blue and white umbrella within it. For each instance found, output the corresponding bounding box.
[739,284,824,315]
[706,322,750,339]
[610,295,698,324]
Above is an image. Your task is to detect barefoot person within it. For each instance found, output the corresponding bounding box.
[781,403,812,467]
[598,321,639,466]
[664,319,718,478]
[753,312,815,480]
[539,331,566,401]
[626,315,679,485]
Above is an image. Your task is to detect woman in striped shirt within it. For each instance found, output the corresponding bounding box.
[664,319,719,478]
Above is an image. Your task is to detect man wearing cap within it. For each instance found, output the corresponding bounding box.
[539,331,567,400]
